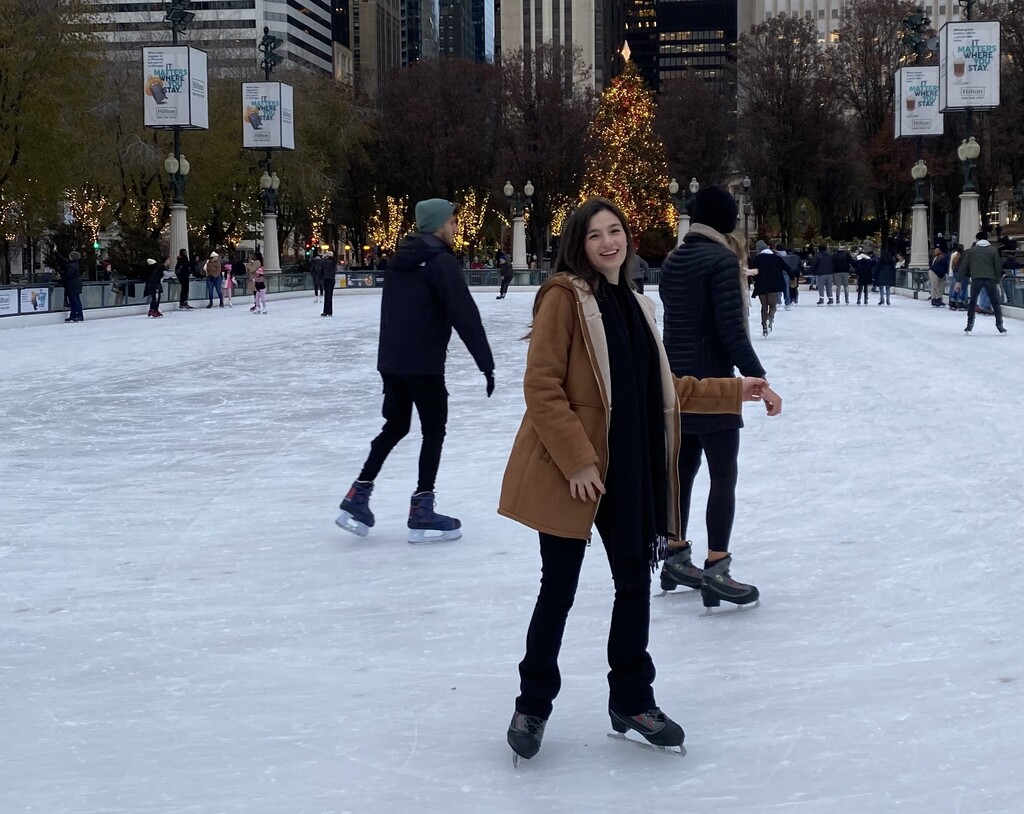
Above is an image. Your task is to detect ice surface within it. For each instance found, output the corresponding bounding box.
[2,292,1023,814]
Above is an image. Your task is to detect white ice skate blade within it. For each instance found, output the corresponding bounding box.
[606,732,686,757]
[656,588,700,598]
[407,528,462,544]
[700,599,761,618]
[335,512,369,538]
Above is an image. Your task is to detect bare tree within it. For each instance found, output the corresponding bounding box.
[736,16,830,244]
[656,73,735,187]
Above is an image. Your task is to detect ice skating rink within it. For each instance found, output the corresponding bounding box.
[3,290,1023,814]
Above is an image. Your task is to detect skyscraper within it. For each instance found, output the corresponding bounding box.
[472,0,496,63]
[403,0,441,64]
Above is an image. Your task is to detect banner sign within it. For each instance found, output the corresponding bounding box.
[939,21,1001,111]
[143,47,209,129]
[241,82,295,150]
[894,67,943,138]
[20,288,49,313]
[0,289,17,317]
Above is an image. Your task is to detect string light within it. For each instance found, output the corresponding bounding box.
[453,188,488,253]
[367,196,411,253]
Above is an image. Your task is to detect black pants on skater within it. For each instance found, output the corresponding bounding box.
[515,513,656,721]
[149,287,162,313]
[967,278,1005,330]
[499,276,512,297]
[678,428,740,553]
[314,277,323,297]
[358,373,448,494]
[856,280,871,303]
[322,273,335,316]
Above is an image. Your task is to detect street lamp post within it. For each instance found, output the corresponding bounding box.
[503,180,534,270]
[796,202,808,249]
[668,177,699,246]
[164,0,195,261]
[957,136,982,243]
[910,159,930,268]
[164,152,191,262]
[256,26,284,273]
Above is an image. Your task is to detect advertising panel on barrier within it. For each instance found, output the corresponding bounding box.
[143,46,210,129]
[20,288,49,313]
[241,82,295,149]
[895,67,944,138]
[939,21,1001,111]
[0,289,17,316]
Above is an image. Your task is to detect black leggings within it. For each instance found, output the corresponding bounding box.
[516,517,655,720]
[677,428,740,553]
[358,373,448,493]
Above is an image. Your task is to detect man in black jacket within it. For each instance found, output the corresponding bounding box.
[56,249,85,322]
[336,198,495,543]
[658,186,766,609]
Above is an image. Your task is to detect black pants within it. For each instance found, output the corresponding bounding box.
[857,281,871,302]
[678,428,740,553]
[358,373,448,493]
[967,278,1004,329]
[149,288,161,312]
[177,275,190,305]
[499,276,512,297]
[516,520,656,720]
[322,275,335,315]
[790,286,799,304]
[314,277,323,297]
[67,291,83,321]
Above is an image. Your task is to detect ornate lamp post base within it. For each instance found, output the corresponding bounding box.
[262,211,281,273]
[512,215,528,271]
[909,203,930,269]
[170,203,189,262]
[958,192,980,248]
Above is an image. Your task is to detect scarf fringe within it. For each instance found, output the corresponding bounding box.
[650,535,669,573]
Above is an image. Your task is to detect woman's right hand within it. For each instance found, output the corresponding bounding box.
[567,464,605,502]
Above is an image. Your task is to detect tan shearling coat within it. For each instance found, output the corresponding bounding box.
[498,274,744,541]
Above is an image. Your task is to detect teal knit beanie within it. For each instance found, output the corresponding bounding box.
[416,199,457,234]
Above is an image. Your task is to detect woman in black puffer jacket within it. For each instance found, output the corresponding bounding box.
[657,187,769,609]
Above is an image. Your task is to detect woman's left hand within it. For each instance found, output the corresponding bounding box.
[740,377,767,402]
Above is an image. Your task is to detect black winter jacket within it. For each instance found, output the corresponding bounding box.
[659,229,766,433]
[832,250,852,276]
[751,251,787,296]
[810,252,833,277]
[876,254,897,287]
[377,233,494,377]
[60,260,83,295]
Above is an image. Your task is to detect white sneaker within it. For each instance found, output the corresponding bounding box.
[261,308,268,314]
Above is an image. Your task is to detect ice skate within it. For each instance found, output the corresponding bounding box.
[998,325,1008,335]
[335,480,375,537]
[507,711,546,767]
[700,555,760,616]
[659,543,703,594]
[608,707,685,756]
[407,491,462,543]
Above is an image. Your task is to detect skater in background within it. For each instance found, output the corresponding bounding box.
[658,186,772,610]
[246,252,262,311]
[321,251,336,317]
[251,263,267,314]
[497,254,513,299]
[832,245,852,305]
[335,199,495,543]
[54,247,85,323]
[499,197,780,766]
[854,249,874,305]
[751,240,787,336]
[204,252,224,308]
[876,249,897,306]
[810,244,834,305]
[929,247,949,308]
[223,263,235,307]
[144,257,164,318]
[956,231,1007,334]
[175,248,193,310]
[311,251,324,304]
[628,246,649,294]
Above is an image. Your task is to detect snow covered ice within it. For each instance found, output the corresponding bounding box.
[3,291,1023,814]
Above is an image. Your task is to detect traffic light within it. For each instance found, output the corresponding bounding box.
[93,240,101,250]
[305,241,312,257]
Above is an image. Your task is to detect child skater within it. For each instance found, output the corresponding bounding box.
[252,263,267,314]
[223,263,235,307]
[497,198,782,766]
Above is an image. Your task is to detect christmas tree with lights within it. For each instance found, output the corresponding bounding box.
[579,55,671,235]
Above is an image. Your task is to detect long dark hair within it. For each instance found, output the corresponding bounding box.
[524,198,636,338]
[552,197,636,296]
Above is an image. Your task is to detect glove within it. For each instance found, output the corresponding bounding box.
[485,371,495,398]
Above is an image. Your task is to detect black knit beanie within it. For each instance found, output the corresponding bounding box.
[692,187,739,236]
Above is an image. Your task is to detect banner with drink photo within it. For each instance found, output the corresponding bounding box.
[142,46,210,129]
[894,67,943,138]
[939,21,1001,111]
[241,82,296,150]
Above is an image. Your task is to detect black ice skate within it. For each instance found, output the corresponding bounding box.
[335,480,375,537]
[407,491,462,543]
[700,554,760,616]
[659,543,703,593]
[507,711,546,767]
[608,707,685,756]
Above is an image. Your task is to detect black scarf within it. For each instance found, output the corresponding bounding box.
[595,278,668,569]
